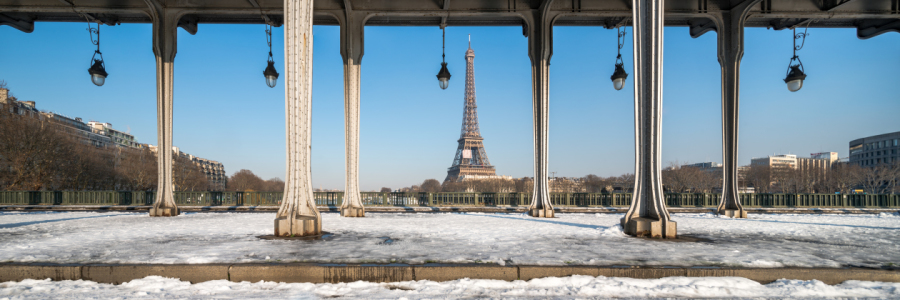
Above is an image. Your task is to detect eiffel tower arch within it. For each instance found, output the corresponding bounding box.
[446,38,497,182]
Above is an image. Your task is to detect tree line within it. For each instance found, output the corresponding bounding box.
[0,110,209,191]
[0,104,286,192]
[742,163,899,194]
[384,162,899,194]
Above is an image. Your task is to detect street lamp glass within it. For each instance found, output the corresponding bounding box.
[786,79,803,92]
[87,59,108,87]
[91,73,106,86]
[610,63,628,91]
[783,65,806,93]
[612,78,625,91]
[263,61,280,88]
[436,62,451,90]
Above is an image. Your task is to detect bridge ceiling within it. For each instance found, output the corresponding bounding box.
[0,0,898,33]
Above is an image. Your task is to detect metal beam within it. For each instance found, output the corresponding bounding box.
[822,0,853,11]
[340,0,366,218]
[714,0,762,219]
[857,19,900,39]
[526,0,556,218]
[688,18,715,38]
[145,0,181,217]
[2,0,899,28]
[621,0,676,238]
[0,13,34,33]
[178,15,198,35]
[276,0,322,236]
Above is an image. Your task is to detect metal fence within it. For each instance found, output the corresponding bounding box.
[0,191,898,208]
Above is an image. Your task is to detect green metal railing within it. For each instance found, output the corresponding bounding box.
[0,191,897,208]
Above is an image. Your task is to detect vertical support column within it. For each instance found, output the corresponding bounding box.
[339,5,366,217]
[145,1,180,217]
[620,0,676,238]
[525,0,556,218]
[716,0,761,218]
[275,0,321,236]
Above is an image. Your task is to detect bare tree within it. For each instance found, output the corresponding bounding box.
[421,179,441,193]
[0,112,77,190]
[262,178,285,192]
[380,187,392,193]
[513,177,533,193]
[744,164,771,194]
[118,148,158,191]
[582,174,611,193]
[173,155,208,191]
[860,163,899,194]
[227,169,264,191]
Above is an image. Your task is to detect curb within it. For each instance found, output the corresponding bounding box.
[1,263,898,285]
[1,205,897,214]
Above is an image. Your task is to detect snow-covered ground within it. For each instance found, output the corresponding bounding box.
[1,211,899,268]
[3,275,900,299]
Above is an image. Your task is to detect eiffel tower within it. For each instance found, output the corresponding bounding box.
[445,36,497,182]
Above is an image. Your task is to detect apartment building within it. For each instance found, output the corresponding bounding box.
[849,131,900,167]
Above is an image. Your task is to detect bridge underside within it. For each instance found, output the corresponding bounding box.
[1,0,898,37]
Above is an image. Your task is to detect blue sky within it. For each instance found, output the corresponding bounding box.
[1,23,897,191]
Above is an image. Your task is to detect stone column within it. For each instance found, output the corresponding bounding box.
[525,1,556,218]
[339,7,366,217]
[145,1,180,217]
[620,0,676,238]
[275,0,321,236]
[715,0,761,218]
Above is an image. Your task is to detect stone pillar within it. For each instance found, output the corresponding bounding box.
[275,0,321,236]
[339,8,366,217]
[145,1,180,217]
[620,0,676,238]
[714,0,761,219]
[525,1,556,218]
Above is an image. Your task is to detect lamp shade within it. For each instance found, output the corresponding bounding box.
[263,60,280,88]
[88,59,108,87]
[784,65,806,92]
[436,62,451,90]
[610,63,628,91]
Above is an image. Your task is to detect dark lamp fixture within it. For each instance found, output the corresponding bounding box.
[610,26,628,91]
[88,59,108,86]
[784,65,806,92]
[436,26,451,90]
[783,24,812,92]
[437,62,451,89]
[263,24,279,88]
[86,22,107,86]
[264,60,279,88]
[611,63,628,91]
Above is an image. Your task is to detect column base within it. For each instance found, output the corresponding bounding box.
[340,207,365,217]
[529,208,555,218]
[149,207,179,217]
[718,209,748,218]
[622,217,677,238]
[274,215,321,237]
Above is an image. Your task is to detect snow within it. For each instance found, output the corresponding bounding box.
[1,211,899,267]
[2,275,900,299]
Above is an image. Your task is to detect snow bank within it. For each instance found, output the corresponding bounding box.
[2,275,899,299]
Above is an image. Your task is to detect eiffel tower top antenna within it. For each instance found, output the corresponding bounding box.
[468,34,471,48]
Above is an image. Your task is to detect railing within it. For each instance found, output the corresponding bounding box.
[0,191,898,208]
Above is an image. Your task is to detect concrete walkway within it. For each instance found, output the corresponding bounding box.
[1,205,897,214]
